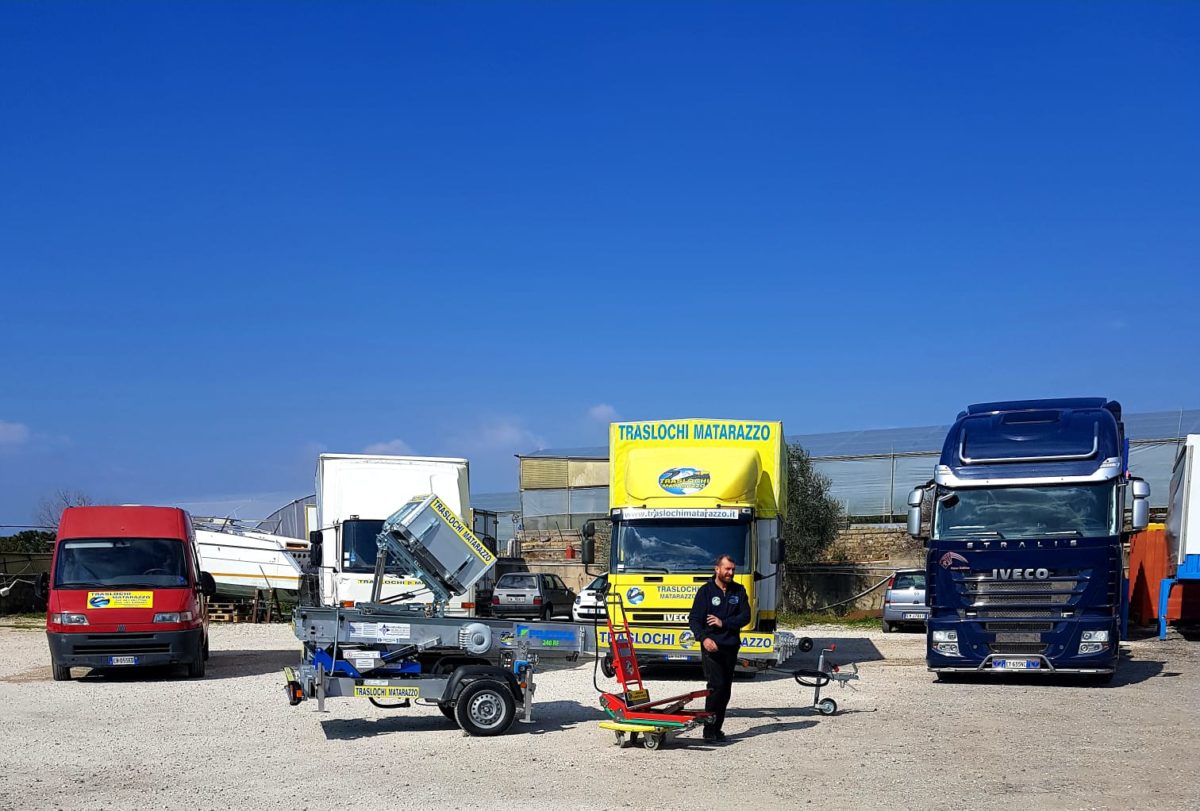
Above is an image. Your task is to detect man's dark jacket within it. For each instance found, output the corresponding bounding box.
[688,578,751,649]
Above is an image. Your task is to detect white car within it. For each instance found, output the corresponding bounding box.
[572,574,608,623]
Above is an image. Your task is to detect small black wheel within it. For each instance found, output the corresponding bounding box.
[799,637,814,653]
[612,730,625,746]
[438,702,458,722]
[52,663,71,682]
[816,697,837,716]
[601,654,616,679]
[644,733,663,751]
[454,679,516,737]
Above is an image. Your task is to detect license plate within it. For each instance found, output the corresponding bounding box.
[507,596,522,602]
[994,658,1039,670]
[904,612,925,619]
[108,655,138,666]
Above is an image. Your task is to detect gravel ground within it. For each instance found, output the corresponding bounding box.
[2,620,1198,810]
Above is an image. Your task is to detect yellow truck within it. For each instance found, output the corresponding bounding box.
[588,419,801,669]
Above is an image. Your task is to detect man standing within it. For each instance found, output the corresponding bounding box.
[688,553,750,742]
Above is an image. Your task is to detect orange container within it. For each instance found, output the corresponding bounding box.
[1128,526,1200,624]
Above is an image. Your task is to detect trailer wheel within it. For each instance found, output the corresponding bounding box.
[438,702,458,723]
[52,663,71,682]
[454,679,516,736]
[816,697,837,716]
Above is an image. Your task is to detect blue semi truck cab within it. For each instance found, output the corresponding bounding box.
[907,398,1151,679]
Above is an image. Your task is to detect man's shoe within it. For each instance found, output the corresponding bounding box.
[712,729,727,742]
[703,728,726,742]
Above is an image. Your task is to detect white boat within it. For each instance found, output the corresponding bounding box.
[194,521,309,599]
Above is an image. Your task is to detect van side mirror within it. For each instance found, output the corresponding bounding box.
[199,571,217,598]
[1130,477,1150,532]
[907,487,926,539]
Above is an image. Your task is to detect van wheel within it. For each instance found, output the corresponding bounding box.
[52,663,72,682]
[202,636,210,661]
[187,654,206,678]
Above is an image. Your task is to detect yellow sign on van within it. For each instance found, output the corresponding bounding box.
[86,591,153,609]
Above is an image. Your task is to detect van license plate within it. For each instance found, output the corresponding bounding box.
[108,656,138,666]
[994,658,1038,670]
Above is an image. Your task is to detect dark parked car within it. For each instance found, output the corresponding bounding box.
[491,572,576,620]
[882,568,927,632]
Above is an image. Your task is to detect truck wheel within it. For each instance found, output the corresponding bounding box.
[52,663,72,682]
[454,679,516,737]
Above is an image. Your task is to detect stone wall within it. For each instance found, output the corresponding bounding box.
[820,524,923,565]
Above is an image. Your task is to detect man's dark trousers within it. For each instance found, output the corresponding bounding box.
[702,644,738,733]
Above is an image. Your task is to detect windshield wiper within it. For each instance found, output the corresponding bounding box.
[948,528,1006,539]
[619,567,670,573]
[55,581,109,589]
[1039,530,1084,538]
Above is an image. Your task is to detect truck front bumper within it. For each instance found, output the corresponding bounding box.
[47,628,204,669]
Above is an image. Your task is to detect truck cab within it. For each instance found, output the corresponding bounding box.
[910,399,1150,678]
[603,419,788,667]
[46,505,217,680]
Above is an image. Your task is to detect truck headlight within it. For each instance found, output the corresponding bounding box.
[1080,630,1109,643]
[51,613,89,625]
[153,612,193,623]
[1078,642,1106,654]
[934,643,959,655]
[932,630,958,642]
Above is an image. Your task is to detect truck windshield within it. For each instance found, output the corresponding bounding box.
[933,483,1118,540]
[54,538,189,589]
[613,520,749,572]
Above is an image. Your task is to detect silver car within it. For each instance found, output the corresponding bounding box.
[882,569,927,632]
[491,572,576,620]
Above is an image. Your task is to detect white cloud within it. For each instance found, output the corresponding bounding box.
[0,420,31,446]
[363,438,414,455]
[587,403,619,424]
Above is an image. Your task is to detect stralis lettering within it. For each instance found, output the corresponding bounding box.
[990,567,1051,580]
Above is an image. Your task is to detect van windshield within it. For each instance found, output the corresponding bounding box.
[55,538,189,589]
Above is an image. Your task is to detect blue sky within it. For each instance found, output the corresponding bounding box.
[2,2,1198,525]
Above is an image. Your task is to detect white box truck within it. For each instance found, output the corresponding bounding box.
[312,453,486,616]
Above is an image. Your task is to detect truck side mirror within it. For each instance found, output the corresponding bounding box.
[1130,478,1150,532]
[581,538,595,565]
[907,487,925,539]
[770,537,784,565]
[308,530,323,569]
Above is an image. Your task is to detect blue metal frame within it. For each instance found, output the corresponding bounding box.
[1158,553,1200,640]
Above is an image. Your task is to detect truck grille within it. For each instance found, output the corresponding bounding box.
[988,643,1047,656]
[958,573,1082,617]
[984,622,1054,632]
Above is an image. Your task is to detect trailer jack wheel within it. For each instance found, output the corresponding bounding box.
[816,697,837,716]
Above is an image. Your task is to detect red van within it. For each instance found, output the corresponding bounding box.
[46,505,216,680]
